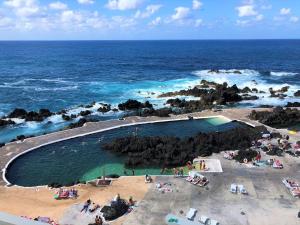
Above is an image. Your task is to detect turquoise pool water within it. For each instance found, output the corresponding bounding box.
[6,117,243,187]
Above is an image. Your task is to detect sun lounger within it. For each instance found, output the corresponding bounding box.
[186,208,197,220]
[186,176,193,182]
[166,214,201,225]
[199,216,210,224]
[283,179,299,189]
[197,179,209,187]
[273,160,283,169]
[192,177,200,185]
[210,219,220,225]
[290,187,300,197]
[282,178,300,197]
[230,184,237,193]
[238,185,248,195]
[37,217,51,223]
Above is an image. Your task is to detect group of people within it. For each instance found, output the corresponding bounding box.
[81,199,100,213]
[198,160,207,171]
[112,193,135,207]
[173,167,184,177]
[277,136,290,150]
[88,215,103,225]
[93,215,103,225]
[54,188,78,200]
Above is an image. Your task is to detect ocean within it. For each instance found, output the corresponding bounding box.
[0,40,300,142]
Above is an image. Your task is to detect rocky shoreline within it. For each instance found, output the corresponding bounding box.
[0,76,299,144]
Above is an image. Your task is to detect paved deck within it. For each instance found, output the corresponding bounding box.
[122,154,300,225]
[0,108,296,186]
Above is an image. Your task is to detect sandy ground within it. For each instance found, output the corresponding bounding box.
[0,176,149,225]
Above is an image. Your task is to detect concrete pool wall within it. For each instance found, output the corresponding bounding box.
[0,108,265,187]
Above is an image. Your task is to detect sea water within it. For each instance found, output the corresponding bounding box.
[0,40,299,142]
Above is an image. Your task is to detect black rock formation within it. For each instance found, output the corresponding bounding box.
[0,119,15,127]
[234,149,258,163]
[102,125,266,168]
[79,110,91,117]
[285,102,300,107]
[101,199,129,221]
[67,118,88,129]
[97,104,111,113]
[8,108,27,118]
[7,108,53,122]
[249,107,300,128]
[62,114,71,121]
[118,100,153,111]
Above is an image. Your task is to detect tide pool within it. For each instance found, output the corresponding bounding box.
[6,117,242,187]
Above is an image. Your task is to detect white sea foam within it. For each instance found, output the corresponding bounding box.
[34,86,79,91]
[25,121,39,129]
[270,71,298,77]
[192,69,300,107]
[9,118,25,124]
[46,114,64,124]
[26,78,75,84]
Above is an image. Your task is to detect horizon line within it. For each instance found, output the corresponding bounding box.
[0,38,300,42]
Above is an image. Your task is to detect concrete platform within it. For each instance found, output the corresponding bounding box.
[0,108,297,186]
[122,154,300,225]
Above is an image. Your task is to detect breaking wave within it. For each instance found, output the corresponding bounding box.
[270,71,298,77]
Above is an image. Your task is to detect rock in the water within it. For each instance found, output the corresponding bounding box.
[233,70,242,74]
[240,87,252,93]
[97,104,111,113]
[8,108,53,122]
[8,108,27,118]
[294,90,300,97]
[62,114,71,121]
[25,111,43,121]
[39,109,53,117]
[0,119,15,127]
[118,99,153,111]
[242,95,259,101]
[285,102,300,107]
[208,69,220,73]
[79,110,91,117]
[16,135,26,141]
[141,108,172,117]
[269,87,289,98]
[67,118,88,129]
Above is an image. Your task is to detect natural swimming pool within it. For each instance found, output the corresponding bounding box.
[5,117,244,187]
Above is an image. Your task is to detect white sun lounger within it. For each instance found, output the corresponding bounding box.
[199,215,210,224]
[186,208,197,220]
[210,219,220,225]
[165,214,199,225]
[230,184,237,193]
[238,185,248,194]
